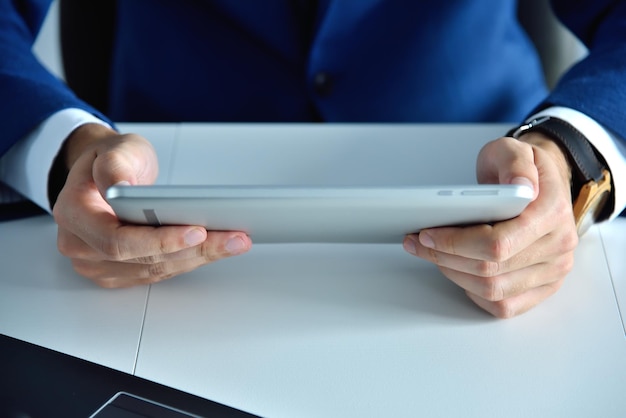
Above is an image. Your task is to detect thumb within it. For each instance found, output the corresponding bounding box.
[509,176,536,199]
[477,137,539,200]
[91,134,159,197]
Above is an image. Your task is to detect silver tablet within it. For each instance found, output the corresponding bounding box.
[106,184,533,243]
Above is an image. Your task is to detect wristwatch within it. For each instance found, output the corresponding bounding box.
[507,116,612,236]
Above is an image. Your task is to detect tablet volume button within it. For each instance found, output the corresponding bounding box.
[461,190,499,196]
[143,209,162,225]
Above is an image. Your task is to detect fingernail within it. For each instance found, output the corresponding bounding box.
[403,236,417,255]
[184,228,206,246]
[419,231,435,249]
[225,236,248,255]
[511,176,534,191]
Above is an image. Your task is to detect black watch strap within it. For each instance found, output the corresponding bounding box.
[507,116,607,202]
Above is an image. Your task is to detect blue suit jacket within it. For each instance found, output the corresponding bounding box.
[1,0,625,158]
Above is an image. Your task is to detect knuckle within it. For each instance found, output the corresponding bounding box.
[561,229,579,253]
[555,253,575,277]
[71,259,108,284]
[427,247,439,264]
[555,196,574,218]
[490,300,517,319]
[484,234,513,262]
[198,242,222,263]
[158,235,172,255]
[476,259,501,278]
[481,276,506,301]
[99,148,124,167]
[99,238,125,261]
[70,259,92,277]
[134,254,161,265]
[548,277,566,293]
[56,234,74,258]
[51,204,64,226]
[52,199,71,228]
[442,234,458,255]
[146,262,175,281]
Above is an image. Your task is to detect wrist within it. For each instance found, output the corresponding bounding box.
[508,116,613,235]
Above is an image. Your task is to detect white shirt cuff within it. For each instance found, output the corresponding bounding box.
[0,108,112,212]
[527,106,626,221]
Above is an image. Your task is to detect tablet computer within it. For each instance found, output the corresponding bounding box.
[106,184,532,243]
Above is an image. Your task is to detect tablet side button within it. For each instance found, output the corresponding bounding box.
[461,190,499,196]
[143,209,162,226]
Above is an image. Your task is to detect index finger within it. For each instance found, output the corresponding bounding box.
[415,213,536,263]
[57,195,211,261]
[416,149,574,263]
[98,221,211,262]
[55,170,210,262]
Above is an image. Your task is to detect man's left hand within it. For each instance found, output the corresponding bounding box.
[403,134,579,318]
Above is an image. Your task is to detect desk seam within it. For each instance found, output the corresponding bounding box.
[132,284,152,374]
[599,226,626,338]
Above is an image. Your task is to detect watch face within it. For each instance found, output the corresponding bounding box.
[577,210,596,236]
[576,190,610,236]
[574,171,612,236]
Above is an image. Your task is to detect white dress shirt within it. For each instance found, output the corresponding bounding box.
[0,109,110,210]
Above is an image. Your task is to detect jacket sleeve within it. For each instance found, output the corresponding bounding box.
[546,0,626,142]
[0,0,107,157]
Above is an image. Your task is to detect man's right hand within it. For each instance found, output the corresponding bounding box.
[52,124,251,288]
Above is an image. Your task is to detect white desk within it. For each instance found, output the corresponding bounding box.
[0,215,147,373]
[1,124,625,417]
[600,218,626,335]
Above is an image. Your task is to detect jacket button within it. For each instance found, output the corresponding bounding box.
[313,71,333,96]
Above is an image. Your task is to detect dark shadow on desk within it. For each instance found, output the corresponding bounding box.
[0,334,258,418]
[0,201,46,222]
